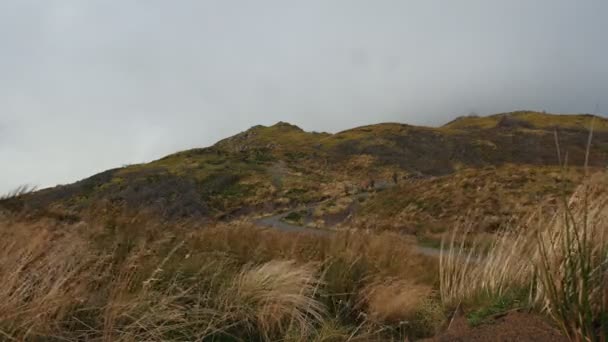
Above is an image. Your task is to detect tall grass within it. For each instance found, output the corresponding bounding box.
[440,172,608,340]
[0,221,102,339]
[0,211,441,341]
[534,175,608,340]
[439,223,535,307]
[226,260,325,339]
[0,185,36,200]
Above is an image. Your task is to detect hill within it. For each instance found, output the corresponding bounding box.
[6,111,607,228]
[1,110,607,341]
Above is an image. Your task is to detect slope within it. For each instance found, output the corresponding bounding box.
[7,111,607,223]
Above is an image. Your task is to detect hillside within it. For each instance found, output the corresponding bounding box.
[6,111,607,227]
[2,111,608,341]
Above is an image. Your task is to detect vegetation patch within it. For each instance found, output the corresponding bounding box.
[282,210,307,224]
[0,211,438,341]
[466,291,527,327]
[440,173,608,340]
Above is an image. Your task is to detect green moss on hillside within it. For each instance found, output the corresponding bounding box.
[351,164,586,234]
[16,113,608,221]
[443,111,608,132]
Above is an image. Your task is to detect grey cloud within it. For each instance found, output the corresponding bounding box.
[1,0,607,193]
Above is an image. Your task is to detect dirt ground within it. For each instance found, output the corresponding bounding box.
[423,310,567,342]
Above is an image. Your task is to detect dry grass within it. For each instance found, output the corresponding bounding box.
[440,172,608,340]
[533,174,608,340]
[0,220,100,339]
[0,209,439,341]
[225,260,325,339]
[439,222,535,306]
[361,280,433,323]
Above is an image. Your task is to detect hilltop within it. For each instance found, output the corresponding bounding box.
[443,111,608,131]
[6,111,607,232]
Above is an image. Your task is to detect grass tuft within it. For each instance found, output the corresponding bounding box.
[440,172,608,340]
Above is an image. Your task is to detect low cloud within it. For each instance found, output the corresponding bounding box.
[1,0,607,192]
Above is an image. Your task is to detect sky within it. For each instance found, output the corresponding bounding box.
[1,0,607,193]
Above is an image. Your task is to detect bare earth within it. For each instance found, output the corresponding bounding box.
[424,310,567,342]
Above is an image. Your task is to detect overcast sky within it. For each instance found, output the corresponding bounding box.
[1,0,607,193]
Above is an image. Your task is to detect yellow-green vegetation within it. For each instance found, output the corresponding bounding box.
[216,121,329,154]
[443,110,608,132]
[465,291,527,327]
[314,197,353,217]
[18,112,607,224]
[352,164,586,236]
[319,122,432,148]
[282,209,307,224]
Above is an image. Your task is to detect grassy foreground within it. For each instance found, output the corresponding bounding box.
[0,209,442,341]
[1,172,606,340]
[440,172,608,341]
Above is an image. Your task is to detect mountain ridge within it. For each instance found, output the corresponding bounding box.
[5,111,607,228]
